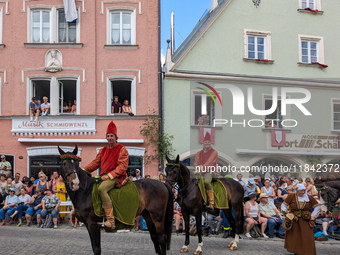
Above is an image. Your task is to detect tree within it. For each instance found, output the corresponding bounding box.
[140,109,174,167]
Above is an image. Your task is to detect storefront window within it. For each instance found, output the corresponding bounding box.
[29,156,60,179]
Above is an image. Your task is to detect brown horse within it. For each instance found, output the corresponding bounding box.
[165,155,244,254]
[58,146,174,255]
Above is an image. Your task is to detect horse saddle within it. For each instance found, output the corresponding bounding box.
[197,177,229,209]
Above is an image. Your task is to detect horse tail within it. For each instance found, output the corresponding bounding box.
[163,183,174,250]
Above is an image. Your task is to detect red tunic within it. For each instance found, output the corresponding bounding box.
[83,143,129,179]
[193,148,218,173]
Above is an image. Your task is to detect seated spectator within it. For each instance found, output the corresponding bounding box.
[159,173,166,183]
[298,177,303,184]
[244,178,256,197]
[316,209,331,236]
[236,174,246,187]
[244,192,269,238]
[71,100,77,113]
[0,174,6,202]
[0,187,18,225]
[133,169,142,181]
[207,208,223,235]
[201,112,210,125]
[41,96,50,116]
[122,100,134,116]
[22,177,33,196]
[174,197,185,235]
[197,115,204,125]
[261,179,276,204]
[10,187,31,226]
[4,177,14,201]
[145,175,151,179]
[40,188,61,229]
[69,204,78,228]
[254,175,263,189]
[12,173,23,196]
[36,171,49,194]
[25,188,44,227]
[29,97,41,122]
[258,193,285,238]
[111,96,122,113]
[153,176,159,181]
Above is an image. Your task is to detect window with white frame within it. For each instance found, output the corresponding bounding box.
[31,10,51,43]
[333,101,340,130]
[108,8,136,45]
[58,10,77,43]
[29,7,79,43]
[264,97,284,128]
[107,78,136,115]
[0,7,3,44]
[29,78,79,115]
[192,92,221,126]
[244,30,271,60]
[299,35,324,64]
[302,0,315,9]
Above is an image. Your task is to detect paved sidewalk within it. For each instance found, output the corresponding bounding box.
[0,225,339,254]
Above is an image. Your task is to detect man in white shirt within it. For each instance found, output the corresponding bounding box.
[12,174,23,196]
[41,96,51,116]
[0,155,12,175]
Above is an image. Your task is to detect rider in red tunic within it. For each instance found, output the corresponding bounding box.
[83,121,129,229]
[193,132,218,209]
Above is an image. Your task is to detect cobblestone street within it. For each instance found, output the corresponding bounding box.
[0,225,339,255]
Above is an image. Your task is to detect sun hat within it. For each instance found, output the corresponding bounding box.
[244,192,260,202]
[257,193,269,201]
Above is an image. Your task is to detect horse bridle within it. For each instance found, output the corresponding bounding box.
[61,159,87,191]
[165,163,198,201]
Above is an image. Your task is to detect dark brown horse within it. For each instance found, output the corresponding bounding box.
[58,146,174,255]
[165,155,244,254]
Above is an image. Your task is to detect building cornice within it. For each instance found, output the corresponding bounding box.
[165,70,340,89]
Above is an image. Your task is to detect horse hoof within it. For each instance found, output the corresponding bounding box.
[180,248,188,253]
[230,246,238,251]
[194,251,202,255]
[227,242,233,248]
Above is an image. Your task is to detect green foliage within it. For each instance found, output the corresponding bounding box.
[306,155,324,166]
[140,109,174,165]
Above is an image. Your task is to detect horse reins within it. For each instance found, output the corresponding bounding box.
[61,159,87,191]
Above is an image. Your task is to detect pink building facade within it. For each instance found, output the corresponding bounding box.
[0,0,160,178]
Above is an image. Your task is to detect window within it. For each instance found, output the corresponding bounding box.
[58,80,77,114]
[264,98,284,128]
[191,89,222,126]
[301,41,318,63]
[29,77,79,115]
[31,10,50,43]
[28,7,79,44]
[333,101,340,130]
[58,10,77,43]
[298,35,324,64]
[302,0,315,9]
[107,8,136,45]
[107,78,136,115]
[244,29,272,60]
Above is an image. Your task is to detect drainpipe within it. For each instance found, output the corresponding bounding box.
[158,0,163,172]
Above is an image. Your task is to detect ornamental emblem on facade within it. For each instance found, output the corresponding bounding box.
[252,0,261,8]
[45,49,62,73]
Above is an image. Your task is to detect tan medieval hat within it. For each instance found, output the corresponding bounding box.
[257,193,269,201]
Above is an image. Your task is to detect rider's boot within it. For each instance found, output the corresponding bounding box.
[206,190,214,210]
[100,201,115,229]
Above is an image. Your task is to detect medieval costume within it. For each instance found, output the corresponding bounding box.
[193,132,218,209]
[83,121,129,229]
[281,184,321,255]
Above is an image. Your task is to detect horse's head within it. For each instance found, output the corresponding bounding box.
[165,155,181,186]
[319,185,339,212]
[58,145,81,192]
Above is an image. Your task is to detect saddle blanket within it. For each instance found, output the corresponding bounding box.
[198,177,229,209]
[92,180,139,229]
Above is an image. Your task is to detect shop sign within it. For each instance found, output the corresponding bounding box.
[11,117,96,136]
[268,134,339,151]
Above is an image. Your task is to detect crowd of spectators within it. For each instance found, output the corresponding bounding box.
[0,170,78,229]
